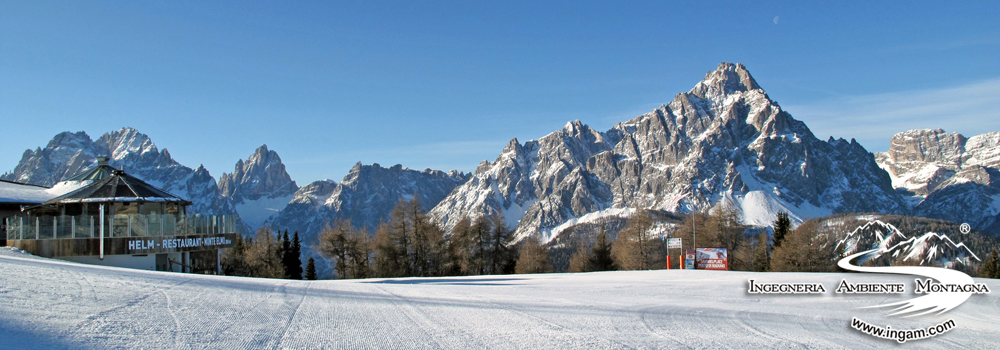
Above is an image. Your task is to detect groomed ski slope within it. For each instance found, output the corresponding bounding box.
[1,249,998,349]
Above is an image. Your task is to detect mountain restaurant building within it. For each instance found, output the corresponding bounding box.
[4,158,237,273]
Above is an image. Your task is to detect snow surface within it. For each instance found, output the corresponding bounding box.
[730,165,833,226]
[2,249,998,349]
[0,181,89,204]
[545,207,635,244]
[234,194,295,230]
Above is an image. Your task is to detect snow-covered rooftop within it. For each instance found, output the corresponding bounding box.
[0,180,88,204]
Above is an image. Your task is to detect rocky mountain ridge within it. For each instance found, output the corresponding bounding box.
[5,63,998,250]
[218,145,299,230]
[430,62,907,243]
[269,162,469,244]
[1,128,239,219]
[875,129,1000,234]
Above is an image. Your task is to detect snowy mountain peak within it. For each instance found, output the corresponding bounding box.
[2,128,242,229]
[269,162,470,246]
[430,62,906,244]
[502,138,521,154]
[219,145,299,230]
[689,62,762,100]
[874,128,1000,234]
[97,127,160,162]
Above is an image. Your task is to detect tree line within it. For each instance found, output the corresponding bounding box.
[563,206,836,274]
[221,228,316,280]
[316,198,550,279]
[221,198,1000,279]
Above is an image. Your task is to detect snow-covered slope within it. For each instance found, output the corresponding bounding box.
[431,63,905,243]
[1,127,242,222]
[2,248,997,349]
[218,145,299,230]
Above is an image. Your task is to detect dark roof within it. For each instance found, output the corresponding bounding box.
[41,169,191,206]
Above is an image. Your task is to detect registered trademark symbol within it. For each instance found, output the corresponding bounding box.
[959,223,971,234]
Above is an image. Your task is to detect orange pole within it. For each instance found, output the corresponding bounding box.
[666,255,671,269]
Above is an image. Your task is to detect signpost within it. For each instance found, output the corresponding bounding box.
[685,249,695,269]
[666,238,682,249]
[666,238,682,269]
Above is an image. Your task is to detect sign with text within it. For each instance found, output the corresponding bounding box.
[684,249,695,269]
[666,238,682,249]
[695,248,729,270]
[126,234,234,254]
[6,233,238,258]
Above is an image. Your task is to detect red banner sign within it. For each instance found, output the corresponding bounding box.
[695,248,729,270]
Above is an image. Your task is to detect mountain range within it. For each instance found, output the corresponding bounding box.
[1,128,238,220]
[875,129,1000,235]
[218,145,299,230]
[4,63,998,252]
[431,63,909,243]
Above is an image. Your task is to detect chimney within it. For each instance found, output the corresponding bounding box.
[97,157,110,166]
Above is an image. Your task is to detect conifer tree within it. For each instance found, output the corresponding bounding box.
[468,216,492,275]
[408,196,444,277]
[588,225,616,271]
[489,212,516,274]
[244,227,285,278]
[221,232,249,276]
[753,230,770,272]
[290,231,303,279]
[773,212,791,248]
[982,249,999,279]
[305,257,317,280]
[280,230,292,279]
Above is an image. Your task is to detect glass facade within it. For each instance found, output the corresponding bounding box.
[6,214,238,240]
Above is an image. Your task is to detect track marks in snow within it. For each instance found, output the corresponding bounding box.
[158,288,184,349]
[370,284,450,349]
[274,282,309,349]
[3,253,999,349]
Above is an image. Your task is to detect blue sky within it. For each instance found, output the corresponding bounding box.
[2,1,998,185]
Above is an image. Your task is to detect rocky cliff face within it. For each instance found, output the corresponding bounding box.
[1,127,241,220]
[218,145,299,230]
[430,63,907,243]
[269,162,469,244]
[876,129,1000,233]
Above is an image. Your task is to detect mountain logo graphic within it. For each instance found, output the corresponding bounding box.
[838,250,990,317]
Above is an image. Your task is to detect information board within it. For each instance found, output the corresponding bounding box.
[695,248,728,270]
[666,238,682,249]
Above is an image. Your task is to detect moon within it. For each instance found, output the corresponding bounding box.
[773,16,779,24]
